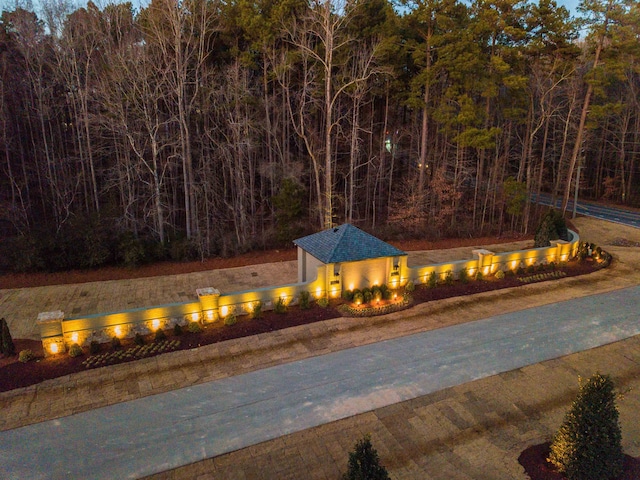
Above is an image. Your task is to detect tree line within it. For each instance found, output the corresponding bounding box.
[0,0,638,271]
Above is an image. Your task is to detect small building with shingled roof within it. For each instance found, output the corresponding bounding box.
[293,224,408,295]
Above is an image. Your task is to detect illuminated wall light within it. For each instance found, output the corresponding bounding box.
[468,268,475,277]
[191,312,199,322]
[152,319,160,331]
[71,332,79,343]
[220,305,229,318]
[348,284,354,291]
[49,342,59,354]
[331,288,338,298]
[316,287,322,298]
[561,254,568,262]
[114,325,122,338]
[511,260,517,270]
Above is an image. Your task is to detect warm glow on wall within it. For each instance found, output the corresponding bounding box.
[191,312,199,322]
[152,319,160,331]
[468,268,475,277]
[484,266,490,275]
[316,287,322,298]
[220,305,229,317]
[561,254,568,262]
[331,288,338,298]
[511,260,517,270]
[49,342,59,354]
[71,332,79,343]
[114,325,122,338]
[206,310,214,322]
[348,283,354,291]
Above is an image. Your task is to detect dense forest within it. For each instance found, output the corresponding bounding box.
[0,0,638,272]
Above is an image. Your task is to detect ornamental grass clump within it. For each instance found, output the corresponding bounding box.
[188,321,202,333]
[274,297,287,314]
[250,300,263,318]
[548,373,623,480]
[427,271,437,288]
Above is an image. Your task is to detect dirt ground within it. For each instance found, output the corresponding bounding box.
[0,234,531,290]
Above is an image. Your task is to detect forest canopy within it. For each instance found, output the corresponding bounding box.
[0,0,638,271]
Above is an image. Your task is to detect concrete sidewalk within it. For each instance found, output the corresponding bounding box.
[1,286,639,479]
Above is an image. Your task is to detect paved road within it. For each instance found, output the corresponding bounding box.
[1,285,639,480]
[533,192,640,228]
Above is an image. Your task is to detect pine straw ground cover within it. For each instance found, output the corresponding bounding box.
[0,254,607,394]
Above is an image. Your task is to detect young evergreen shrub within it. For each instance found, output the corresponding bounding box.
[188,321,202,333]
[343,435,390,480]
[474,270,484,282]
[68,343,83,358]
[526,264,535,274]
[353,292,364,305]
[299,291,311,310]
[548,373,623,480]
[134,332,145,346]
[250,301,263,318]
[274,297,287,314]
[89,340,101,354]
[154,329,167,342]
[372,286,382,302]
[427,271,437,288]
[18,349,34,363]
[444,271,454,285]
[0,317,16,356]
[494,269,505,280]
[173,324,183,336]
[224,314,237,326]
[458,269,469,283]
[381,284,392,300]
[405,280,415,292]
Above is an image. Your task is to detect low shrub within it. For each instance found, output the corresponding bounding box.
[274,297,287,314]
[188,322,202,333]
[353,292,364,305]
[18,349,34,363]
[494,269,505,280]
[317,297,329,308]
[526,264,535,274]
[444,271,454,285]
[224,314,237,326]
[173,324,183,336]
[427,271,437,288]
[458,269,469,284]
[299,291,311,310]
[372,286,382,302]
[154,329,167,342]
[342,289,354,301]
[405,280,415,292]
[134,333,145,346]
[250,301,263,318]
[475,270,484,282]
[516,266,525,275]
[69,343,83,358]
[363,289,373,304]
[111,337,122,351]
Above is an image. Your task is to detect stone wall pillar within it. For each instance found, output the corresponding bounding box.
[37,311,65,357]
[197,288,220,323]
[473,249,495,275]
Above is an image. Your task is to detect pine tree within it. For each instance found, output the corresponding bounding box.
[343,435,390,480]
[548,373,624,480]
[1,318,16,356]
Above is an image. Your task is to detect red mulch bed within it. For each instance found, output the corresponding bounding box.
[0,256,605,394]
[519,443,640,480]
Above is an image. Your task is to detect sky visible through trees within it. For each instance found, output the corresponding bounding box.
[0,0,638,271]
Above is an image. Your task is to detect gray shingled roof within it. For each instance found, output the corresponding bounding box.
[293,224,406,264]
